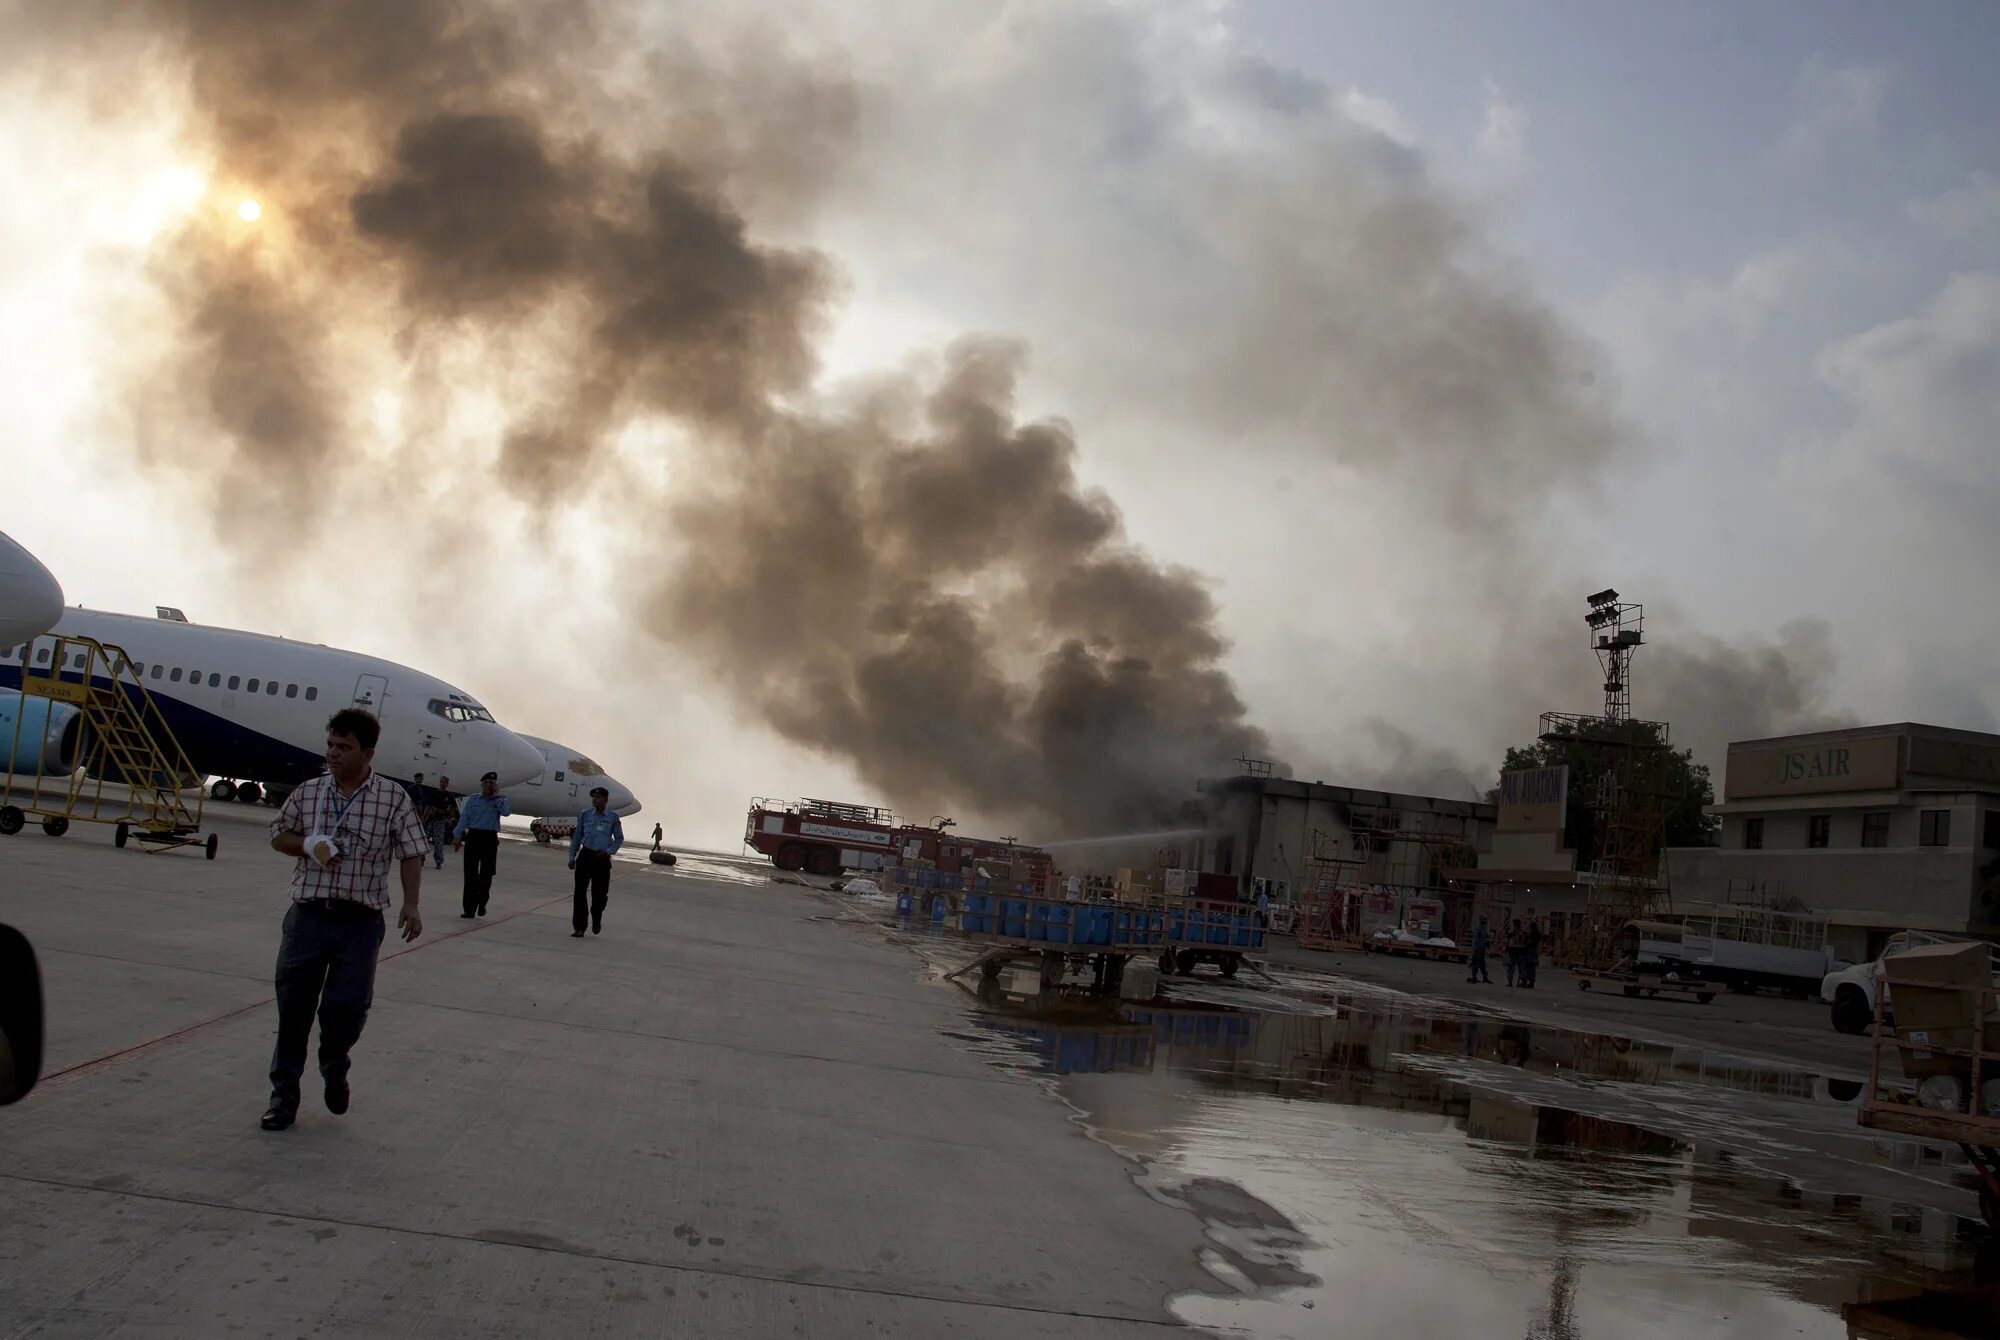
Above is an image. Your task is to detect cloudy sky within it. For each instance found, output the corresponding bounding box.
[2,1,1995,847]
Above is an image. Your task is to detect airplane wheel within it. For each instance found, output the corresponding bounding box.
[236,782,262,805]
[114,821,129,849]
[210,780,236,801]
[205,834,219,861]
[42,816,69,837]
[0,806,22,835]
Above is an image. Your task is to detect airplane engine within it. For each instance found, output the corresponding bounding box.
[0,689,82,775]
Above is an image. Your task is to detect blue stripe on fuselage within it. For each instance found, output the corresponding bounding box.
[0,667,325,784]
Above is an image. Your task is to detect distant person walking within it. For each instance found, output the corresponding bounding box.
[422,777,458,870]
[1505,919,1527,987]
[651,822,663,852]
[1522,914,1543,989]
[406,771,429,807]
[1466,915,1492,983]
[260,708,425,1132]
[568,786,625,937]
[451,771,511,919]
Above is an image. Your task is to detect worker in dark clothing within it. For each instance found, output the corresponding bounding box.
[451,771,511,918]
[1523,915,1544,988]
[651,822,663,852]
[1505,919,1527,987]
[568,786,625,937]
[1466,914,1492,983]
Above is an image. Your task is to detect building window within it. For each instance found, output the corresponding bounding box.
[1744,818,1764,850]
[1920,810,1950,847]
[1807,815,1831,849]
[1862,813,1890,848]
[305,686,318,701]
[286,683,298,698]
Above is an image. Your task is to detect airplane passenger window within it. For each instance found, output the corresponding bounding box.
[171,668,183,682]
[208,673,220,687]
[305,687,318,701]
[228,675,241,690]
[266,681,278,695]
[285,684,297,698]
[246,677,257,692]
[151,665,163,680]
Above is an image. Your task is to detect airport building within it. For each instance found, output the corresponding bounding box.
[1666,723,2000,960]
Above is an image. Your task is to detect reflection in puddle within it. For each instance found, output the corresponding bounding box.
[956,975,1996,1339]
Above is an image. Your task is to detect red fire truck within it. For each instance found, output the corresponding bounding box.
[744,797,1052,891]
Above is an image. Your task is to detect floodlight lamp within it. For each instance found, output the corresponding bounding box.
[1587,588,1619,607]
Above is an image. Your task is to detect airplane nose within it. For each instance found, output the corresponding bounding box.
[616,793,642,817]
[493,730,545,788]
[0,530,64,647]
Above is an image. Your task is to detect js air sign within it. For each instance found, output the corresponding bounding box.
[1724,734,1900,799]
[1497,765,1568,834]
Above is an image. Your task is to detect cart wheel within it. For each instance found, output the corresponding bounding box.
[0,806,21,836]
[1158,950,1176,975]
[205,833,219,861]
[1219,955,1240,979]
[1644,988,1658,998]
[41,816,68,838]
[980,959,1002,980]
[1578,979,1591,991]
[1696,993,1715,1005]
[114,821,129,849]
[1621,985,1640,998]
[1176,950,1199,976]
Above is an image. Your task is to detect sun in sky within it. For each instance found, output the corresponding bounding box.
[236,197,261,222]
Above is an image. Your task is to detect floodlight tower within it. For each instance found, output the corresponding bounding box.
[1585,589,1644,725]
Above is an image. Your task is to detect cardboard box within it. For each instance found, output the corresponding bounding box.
[1889,941,2000,1080]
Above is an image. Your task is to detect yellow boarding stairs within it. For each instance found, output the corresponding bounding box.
[0,633,214,858]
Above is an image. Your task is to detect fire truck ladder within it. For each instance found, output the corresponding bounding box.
[0,634,212,857]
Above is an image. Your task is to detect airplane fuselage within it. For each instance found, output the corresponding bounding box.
[0,608,542,791]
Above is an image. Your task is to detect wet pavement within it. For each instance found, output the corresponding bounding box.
[851,902,2000,1339]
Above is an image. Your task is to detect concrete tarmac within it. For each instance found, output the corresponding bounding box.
[0,805,1215,1338]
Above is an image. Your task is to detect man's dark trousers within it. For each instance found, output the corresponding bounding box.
[462,829,500,915]
[269,900,386,1111]
[573,849,612,932]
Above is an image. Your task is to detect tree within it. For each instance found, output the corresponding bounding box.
[1498,718,1719,870]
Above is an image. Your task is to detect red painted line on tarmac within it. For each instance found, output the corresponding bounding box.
[30,893,571,1097]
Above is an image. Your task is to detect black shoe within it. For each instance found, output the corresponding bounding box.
[592,920,601,935]
[459,912,474,919]
[260,1104,296,1131]
[571,929,585,937]
[477,905,487,917]
[325,1079,350,1116]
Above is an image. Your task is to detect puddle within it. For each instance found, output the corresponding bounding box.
[948,966,1997,1339]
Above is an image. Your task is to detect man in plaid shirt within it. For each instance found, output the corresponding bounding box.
[261,708,427,1131]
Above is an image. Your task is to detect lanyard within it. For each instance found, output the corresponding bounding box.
[324,777,370,837]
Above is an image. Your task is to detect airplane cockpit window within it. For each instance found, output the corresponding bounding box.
[566,757,605,776]
[427,698,496,723]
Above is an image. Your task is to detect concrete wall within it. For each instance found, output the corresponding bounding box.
[1666,846,1979,958]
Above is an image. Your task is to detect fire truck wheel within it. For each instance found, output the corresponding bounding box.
[775,843,805,872]
[805,847,840,877]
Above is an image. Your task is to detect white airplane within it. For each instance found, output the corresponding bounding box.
[509,734,641,818]
[0,531,62,648]
[0,605,544,799]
